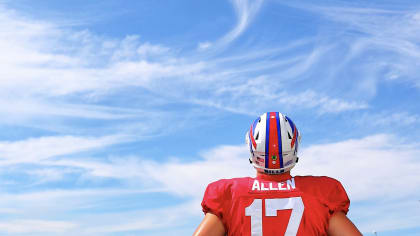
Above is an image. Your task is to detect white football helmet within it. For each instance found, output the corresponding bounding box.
[245,112,301,174]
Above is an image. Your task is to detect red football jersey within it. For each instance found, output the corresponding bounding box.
[201,173,349,236]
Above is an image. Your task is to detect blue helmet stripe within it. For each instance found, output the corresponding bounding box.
[286,116,295,133]
[275,112,284,168]
[252,117,259,131]
[249,130,253,155]
[286,116,298,154]
[265,112,270,168]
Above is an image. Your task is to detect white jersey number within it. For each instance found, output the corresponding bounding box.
[245,197,304,236]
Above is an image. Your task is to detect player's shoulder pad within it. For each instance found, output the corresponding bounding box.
[206,177,250,194]
[302,176,349,214]
[297,175,343,187]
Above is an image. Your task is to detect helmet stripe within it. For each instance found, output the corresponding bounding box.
[286,116,297,148]
[286,116,295,132]
[291,126,297,148]
[267,112,280,169]
[249,124,257,149]
[252,117,259,132]
[275,112,284,168]
[265,112,270,168]
[249,128,254,155]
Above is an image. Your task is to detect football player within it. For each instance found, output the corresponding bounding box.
[193,112,362,236]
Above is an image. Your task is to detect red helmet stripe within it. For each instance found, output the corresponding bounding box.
[250,124,257,149]
[268,112,280,169]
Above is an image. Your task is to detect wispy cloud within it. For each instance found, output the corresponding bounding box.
[83,201,199,234]
[0,220,77,233]
[0,0,367,144]
[198,0,264,50]
[0,188,170,235]
[142,145,253,197]
[286,2,420,91]
[219,0,264,45]
[360,111,420,127]
[350,198,420,233]
[0,135,126,164]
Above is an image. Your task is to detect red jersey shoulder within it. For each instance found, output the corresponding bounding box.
[295,175,343,191]
[295,175,350,214]
[205,177,251,196]
[201,177,251,218]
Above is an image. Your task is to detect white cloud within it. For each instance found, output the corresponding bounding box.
[283,90,368,113]
[198,0,264,50]
[0,220,77,233]
[0,187,194,235]
[0,6,203,100]
[109,35,171,62]
[370,112,420,126]
[0,135,127,164]
[49,157,146,180]
[350,198,420,233]
[0,99,147,121]
[0,188,164,205]
[198,41,212,50]
[222,0,264,45]
[192,78,368,115]
[0,1,366,139]
[83,202,196,234]
[20,145,252,195]
[143,145,254,197]
[304,4,420,89]
[136,42,170,58]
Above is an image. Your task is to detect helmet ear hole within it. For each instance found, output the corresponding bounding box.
[255,132,259,140]
[288,132,292,139]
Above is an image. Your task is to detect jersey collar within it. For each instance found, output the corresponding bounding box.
[256,171,292,182]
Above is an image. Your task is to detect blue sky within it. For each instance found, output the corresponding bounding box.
[0,0,419,235]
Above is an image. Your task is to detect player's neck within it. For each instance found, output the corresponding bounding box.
[256,171,292,182]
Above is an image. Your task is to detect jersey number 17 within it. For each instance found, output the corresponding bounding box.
[245,197,304,236]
